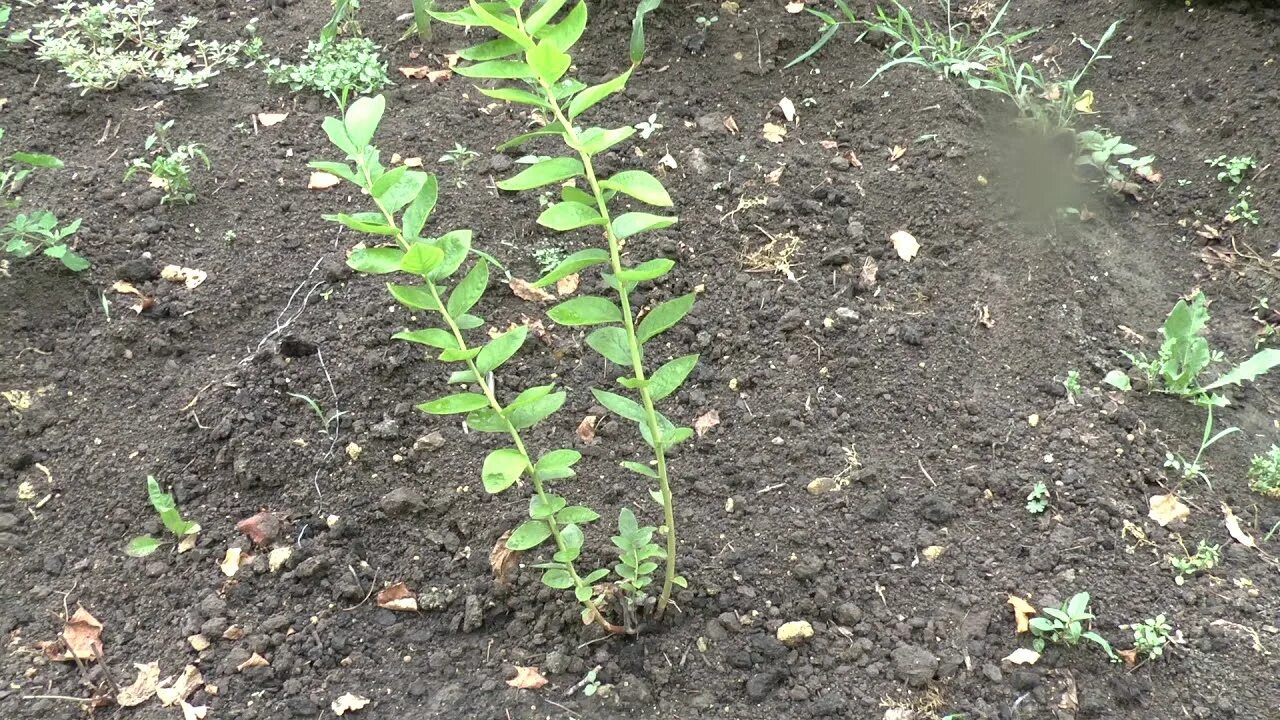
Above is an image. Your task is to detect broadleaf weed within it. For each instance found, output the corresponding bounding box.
[126,475,199,557]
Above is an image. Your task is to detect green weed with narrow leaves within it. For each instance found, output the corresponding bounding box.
[126,476,200,557]
[786,0,857,69]
[312,95,618,631]
[1029,591,1117,660]
[436,0,694,620]
[125,120,209,205]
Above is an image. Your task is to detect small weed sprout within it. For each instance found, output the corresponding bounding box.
[1247,446,1280,498]
[1029,592,1117,660]
[533,245,568,276]
[1025,481,1049,514]
[252,27,390,102]
[1062,370,1082,400]
[125,121,209,205]
[1131,615,1172,660]
[439,143,479,167]
[1074,130,1156,193]
[1169,540,1219,584]
[1225,187,1260,225]
[2,126,64,204]
[288,392,344,434]
[29,0,245,94]
[1207,154,1255,187]
[1,128,88,270]
[126,475,200,557]
[694,15,717,30]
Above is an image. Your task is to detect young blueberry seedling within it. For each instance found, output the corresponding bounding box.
[126,476,200,557]
[313,95,617,630]
[1029,592,1117,660]
[1025,481,1049,514]
[436,0,696,621]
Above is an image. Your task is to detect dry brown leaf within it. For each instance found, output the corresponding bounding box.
[1003,648,1040,665]
[845,151,863,169]
[188,634,210,652]
[221,625,245,641]
[556,273,580,296]
[509,278,555,303]
[859,257,878,288]
[160,264,207,289]
[157,665,202,706]
[176,533,198,554]
[764,165,785,185]
[889,145,907,161]
[398,66,452,82]
[257,112,288,127]
[890,230,919,262]
[694,409,720,438]
[1116,648,1139,667]
[62,606,104,661]
[1148,494,1189,527]
[507,666,548,690]
[1222,503,1258,549]
[308,171,341,190]
[403,156,424,168]
[658,153,678,170]
[117,662,160,707]
[818,139,838,150]
[1007,595,1036,633]
[778,97,796,123]
[785,1,805,12]
[235,653,269,673]
[219,547,243,577]
[490,530,520,588]
[111,280,155,313]
[181,702,208,720]
[576,415,598,445]
[723,116,739,135]
[376,582,419,612]
[761,123,787,143]
[332,693,371,715]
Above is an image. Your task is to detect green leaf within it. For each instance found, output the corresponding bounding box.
[612,212,677,240]
[392,328,458,350]
[1103,369,1131,391]
[146,476,195,537]
[476,325,528,374]
[562,186,595,205]
[125,535,163,558]
[601,170,672,207]
[671,574,688,588]
[538,201,604,231]
[482,447,526,493]
[430,230,473,280]
[325,213,398,235]
[525,0,568,34]
[582,568,609,585]
[1202,349,1280,392]
[400,243,444,276]
[530,493,567,519]
[630,0,662,65]
[496,157,584,191]
[323,116,357,157]
[458,37,522,61]
[538,1,587,51]
[455,60,535,79]
[456,313,485,329]
[370,165,409,198]
[429,2,509,26]
[465,408,506,432]
[379,170,430,213]
[637,293,695,343]
[616,258,674,284]
[388,283,441,311]
[577,126,635,156]
[535,449,582,480]
[526,39,572,84]
[591,388,647,423]
[621,460,658,478]
[343,95,385,151]
[402,176,440,241]
[420,393,490,414]
[56,248,90,272]
[561,523,584,551]
[557,506,599,524]
[10,152,62,168]
[467,0,535,50]
[548,296,622,326]
[618,506,640,536]
[497,123,566,152]
[447,260,489,317]
[309,160,359,184]
[533,248,610,288]
[586,327,634,366]
[574,583,594,601]
[508,520,552,550]
[439,347,482,362]
[507,391,566,429]
[477,86,550,109]
[541,567,574,589]
[567,69,632,119]
[648,354,698,400]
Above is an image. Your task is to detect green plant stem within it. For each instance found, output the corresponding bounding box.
[359,165,608,627]
[535,76,680,618]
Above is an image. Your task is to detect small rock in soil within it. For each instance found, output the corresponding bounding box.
[821,247,854,266]
[543,650,570,675]
[891,645,939,687]
[380,487,427,516]
[370,416,400,440]
[413,432,445,452]
[294,555,329,579]
[237,511,285,545]
[776,620,814,647]
[746,670,783,701]
[834,602,863,626]
[461,594,483,632]
[488,155,512,173]
[919,494,955,524]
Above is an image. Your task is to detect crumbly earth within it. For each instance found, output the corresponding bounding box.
[2,1,1280,718]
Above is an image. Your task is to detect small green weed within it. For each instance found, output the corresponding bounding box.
[1131,615,1172,660]
[533,244,568,275]
[288,392,343,434]
[259,36,390,101]
[1248,445,1280,497]
[125,121,209,205]
[1074,130,1156,194]
[2,126,63,204]
[1025,481,1049,514]
[29,0,245,94]
[1062,369,1082,400]
[126,475,199,557]
[786,0,857,69]
[439,143,479,167]
[1207,154,1255,187]
[694,15,717,30]
[1029,591,1117,660]
[1169,540,1219,584]
[2,211,87,271]
[1225,187,1259,225]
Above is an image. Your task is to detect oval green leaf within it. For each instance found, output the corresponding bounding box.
[419,393,489,414]
[507,520,552,551]
[548,296,622,326]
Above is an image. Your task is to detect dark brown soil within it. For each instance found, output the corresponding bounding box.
[3,1,1280,718]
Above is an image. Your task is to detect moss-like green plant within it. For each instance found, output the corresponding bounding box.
[436,0,695,619]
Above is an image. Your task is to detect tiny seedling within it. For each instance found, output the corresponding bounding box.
[2,211,87,271]
[1225,187,1260,225]
[288,392,343,434]
[439,143,479,167]
[1025,481,1049,514]
[1131,615,1172,660]
[126,476,200,557]
[1207,154,1255,187]
[786,0,858,69]
[610,507,665,613]
[694,15,717,30]
[125,121,210,205]
[1169,540,1219,584]
[1074,130,1156,193]
[2,126,64,204]
[1062,370,1082,400]
[1029,592,1117,660]
[1163,404,1237,487]
[533,245,568,275]
[1248,445,1280,498]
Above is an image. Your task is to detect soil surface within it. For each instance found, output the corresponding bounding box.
[3,1,1280,718]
